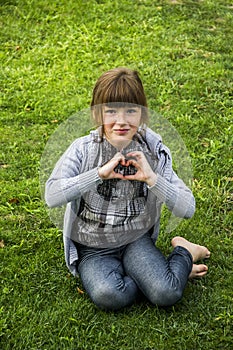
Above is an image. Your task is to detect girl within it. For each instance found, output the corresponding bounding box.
[45,67,210,310]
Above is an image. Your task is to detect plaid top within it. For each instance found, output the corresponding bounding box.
[70,137,157,247]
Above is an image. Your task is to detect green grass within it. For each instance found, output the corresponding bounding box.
[1,0,233,349]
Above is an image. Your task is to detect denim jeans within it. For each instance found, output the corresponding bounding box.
[75,232,193,310]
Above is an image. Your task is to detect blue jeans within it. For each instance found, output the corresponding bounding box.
[75,233,193,310]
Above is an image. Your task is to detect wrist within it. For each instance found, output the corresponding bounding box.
[97,166,104,179]
[146,172,157,187]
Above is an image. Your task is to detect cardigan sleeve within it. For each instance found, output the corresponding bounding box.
[144,128,195,219]
[148,171,195,219]
[45,139,103,208]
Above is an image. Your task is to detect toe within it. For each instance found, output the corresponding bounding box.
[189,264,208,279]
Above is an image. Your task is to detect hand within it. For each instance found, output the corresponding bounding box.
[98,152,126,180]
[123,151,157,186]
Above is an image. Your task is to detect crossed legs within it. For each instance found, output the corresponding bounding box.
[77,234,210,310]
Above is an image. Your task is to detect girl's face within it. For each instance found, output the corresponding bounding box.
[102,105,141,149]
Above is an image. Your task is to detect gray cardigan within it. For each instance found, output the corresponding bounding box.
[45,127,195,276]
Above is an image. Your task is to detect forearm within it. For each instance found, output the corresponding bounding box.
[45,168,102,208]
[148,173,195,218]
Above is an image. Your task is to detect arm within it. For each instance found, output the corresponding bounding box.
[148,171,195,219]
[45,141,126,208]
[45,140,102,208]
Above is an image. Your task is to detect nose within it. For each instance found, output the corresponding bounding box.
[116,111,127,124]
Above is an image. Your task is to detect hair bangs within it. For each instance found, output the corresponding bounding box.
[102,79,141,106]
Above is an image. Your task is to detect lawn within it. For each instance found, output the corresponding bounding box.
[0,0,233,349]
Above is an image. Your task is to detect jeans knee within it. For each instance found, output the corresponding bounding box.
[90,284,126,311]
[147,285,183,307]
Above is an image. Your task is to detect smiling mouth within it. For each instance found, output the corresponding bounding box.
[114,129,130,133]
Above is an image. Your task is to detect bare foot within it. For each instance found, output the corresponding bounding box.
[189,264,208,279]
[171,236,211,263]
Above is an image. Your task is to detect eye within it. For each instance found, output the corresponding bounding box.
[126,109,137,114]
[105,109,117,115]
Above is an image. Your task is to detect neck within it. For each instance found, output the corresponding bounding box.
[105,138,132,152]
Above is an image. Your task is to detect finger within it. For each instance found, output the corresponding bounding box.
[114,154,126,166]
[127,159,140,168]
[123,174,138,181]
[111,171,125,180]
[126,151,143,158]
[114,152,125,160]
[119,158,127,166]
[111,155,125,168]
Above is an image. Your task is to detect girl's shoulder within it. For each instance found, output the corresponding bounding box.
[68,128,101,148]
[137,126,162,149]
[139,127,172,159]
[144,127,162,144]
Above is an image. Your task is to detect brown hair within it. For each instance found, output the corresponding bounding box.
[91,67,148,125]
